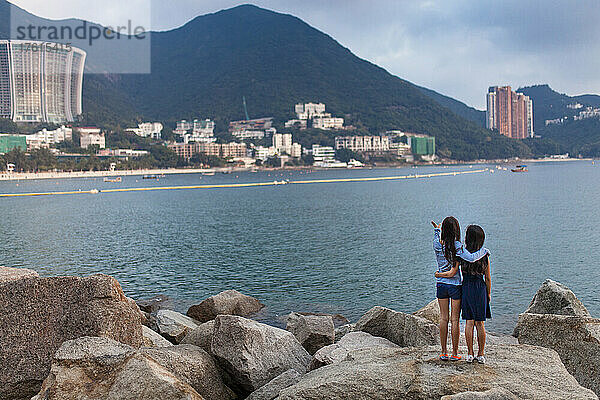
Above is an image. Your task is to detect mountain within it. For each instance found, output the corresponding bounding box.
[1,2,532,160]
[518,84,600,156]
[417,86,486,127]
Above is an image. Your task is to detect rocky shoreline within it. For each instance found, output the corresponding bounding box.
[1,267,598,400]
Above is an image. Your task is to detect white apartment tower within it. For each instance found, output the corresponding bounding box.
[0,40,86,123]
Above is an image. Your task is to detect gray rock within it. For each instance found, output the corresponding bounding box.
[136,294,174,314]
[286,312,335,354]
[246,369,301,400]
[334,323,355,342]
[156,309,199,344]
[515,312,600,396]
[524,279,591,317]
[142,325,173,348]
[355,306,439,347]
[141,344,236,400]
[310,331,399,370]
[413,298,441,325]
[0,270,144,400]
[278,344,597,399]
[211,315,311,394]
[181,320,215,352]
[441,388,520,399]
[32,337,203,400]
[187,289,264,323]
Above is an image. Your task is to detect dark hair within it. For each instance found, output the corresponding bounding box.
[461,225,488,275]
[441,216,460,265]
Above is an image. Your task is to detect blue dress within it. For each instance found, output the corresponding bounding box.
[461,272,491,321]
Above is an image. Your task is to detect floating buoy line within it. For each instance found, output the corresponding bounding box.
[0,168,488,198]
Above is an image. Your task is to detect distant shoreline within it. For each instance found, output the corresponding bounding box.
[0,158,593,182]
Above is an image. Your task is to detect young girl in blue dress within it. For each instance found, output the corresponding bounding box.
[459,225,492,364]
[431,217,489,361]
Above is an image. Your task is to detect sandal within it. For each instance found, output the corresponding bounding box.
[439,354,449,361]
[450,354,462,361]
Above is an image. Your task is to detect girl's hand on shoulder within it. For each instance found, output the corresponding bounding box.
[434,271,441,278]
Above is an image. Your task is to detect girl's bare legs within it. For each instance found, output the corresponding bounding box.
[465,320,475,356]
[438,298,450,354]
[475,321,486,357]
[450,299,461,356]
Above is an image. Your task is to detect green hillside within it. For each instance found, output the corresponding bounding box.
[81,5,532,161]
[518,84,600,156]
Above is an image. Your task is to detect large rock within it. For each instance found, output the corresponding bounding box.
[523,279,591,317]
[32,337,203,400]
[246,369,301,400]
[0,269,143,400]
[187,289,264,322]
[278,344,597,399]
[142,325,173,348]
[137,294,174,314]
[181,320,215,352]
[310,331,399,370]
[515,312,600,395]
[286,312,335,354]
[334,323,355,342]
[441,388,519,399]
[156,309,199,344]
[211,315,311,394]
[141,344,236,400]
[413,299,441,325]
[354,306,439,347]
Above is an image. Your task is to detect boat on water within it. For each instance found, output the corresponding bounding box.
[103,177,122,183]
[273,180,289,185]
[511,165,528,173]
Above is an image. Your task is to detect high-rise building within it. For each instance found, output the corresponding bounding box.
[0,40,86,123]
[486,86,534,139]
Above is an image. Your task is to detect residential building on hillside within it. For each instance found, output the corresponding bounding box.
[0,40,86,123]
[310,145,336,162]
[77,127,105,149]
[126,122,163,140]
[168,142,246,160]
[486,86,534,139]
[229,117,273,140]
[295,103,327,119]
[26,126,72,149]
[174,119,216,143]
[0,134,26,154]
[408,136,436,156]
[313,116,344,130]
[335,136,390,152]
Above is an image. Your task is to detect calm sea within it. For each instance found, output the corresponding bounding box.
[0,161,598,333]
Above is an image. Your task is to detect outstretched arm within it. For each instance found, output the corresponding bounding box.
[432,221,442,251]
[435,261,459,278]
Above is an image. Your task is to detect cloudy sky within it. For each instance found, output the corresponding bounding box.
[9,0,600,109]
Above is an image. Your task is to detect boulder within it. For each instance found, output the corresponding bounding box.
[413,299,441,325]
[0,266,38,281]
[141,345,236,400]
[286,312,335,354]
[441,388,519,399]
[0,270,143,400]
[278,344,597,399]
[156,309,199,344]
[294,312,350,327]
[246,369,301,400]
[32,337,203,400]
[310,331,399,370]
[181,320,215,352]
[187,289,264,322]
[354,306,439,347]
[211,315,311,394]
[137,294,174,314]
[515,312,600,395]
[523,279,590,317]
[334,323,355,342]
[142,325,173,348]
